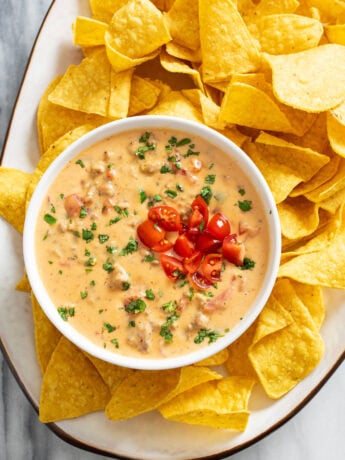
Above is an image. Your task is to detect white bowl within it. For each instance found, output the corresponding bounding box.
[23,115,281,370]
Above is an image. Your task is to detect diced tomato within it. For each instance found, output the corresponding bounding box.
[188,207,204,230]
[222,234,245,266]
[148,206,181,231]
[183,251,203,274]
[174,234,195,257]
[201,253,223,283]
[137,219,165,248]
[189,271,214,290]
[191,196,209,224]
[195,231,222,253]
[151,238,173,252]
[160,254,186,281]
[206,212,230,241]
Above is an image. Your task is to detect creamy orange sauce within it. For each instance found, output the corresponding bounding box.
[36,128,270,359]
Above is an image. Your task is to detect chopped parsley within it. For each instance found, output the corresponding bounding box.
[85,256,96,266]
[124,298,146,314]
[111,338,119,348]
[82,228,94,243]
[162,300,178,313]
[109,216,121,225]
[80,291,88,299]
[139,189,147,203]
[164,189,177,199]
[121,281,131,291]
[144,254,155,262]
[44,213,57,225]
[106,245,118,254]
[57,306,75,321]
[120,238,138,256]
[182,148,200,158]
[114,206,129,217]
[194,328,223,344]
[145,289,155,300]
[160,165,174,174]
[239,257,256,270]
[75,159,85,168]
[205,174,216,184]
[128,320,136,327]
[238,200,252,212]
[200,185,213,205]
[238,187,246,196]
[102,261,114,273]
[160,313,180,343]
[98,234,110,244]
[79,206,87,218]
[135,132,156,159]
[103,322,116,333]
[91,222,97,231]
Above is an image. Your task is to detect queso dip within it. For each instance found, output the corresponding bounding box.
[36,128,270,359]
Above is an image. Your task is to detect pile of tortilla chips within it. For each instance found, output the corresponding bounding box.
[1,0,345,431]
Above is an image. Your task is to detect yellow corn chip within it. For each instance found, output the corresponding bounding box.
[48,50,111,116]
[15,272,31,292]
[253,14,323,54]
[264,44,345,112]
[225,322,258,379]
[73,16,107,47]
[290,280,325,330]
[38,76,108,153]
[147,91,203,122]
[105,366,221,420]
[305,159,345,202]
[327,111,345,158]
[278,197,320,240]
[90,0,128,23]
[0,167,31,233]
[165,42,201,63]
[31,293,61,374]
[194,348,229,367]
[85,354,135,393]
[128,75,161,115]
[325,24,345,45]
[249,280,324,398]
[108,68,133,118]
[39,337,110,422]
[105,0,171,59]
[199,0,261,83]
[159,377,255,431]
[164,0,200,51]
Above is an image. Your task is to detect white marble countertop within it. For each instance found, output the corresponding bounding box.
[0,1,344,459]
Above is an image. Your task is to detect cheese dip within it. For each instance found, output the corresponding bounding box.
[36,128,270,359]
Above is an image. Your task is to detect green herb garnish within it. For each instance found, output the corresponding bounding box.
[120,238,138,256]
[238,200,252,212]
[194,328,223,344]
[44,213,57,225]
[239,257,256,270]
[124,298,146,314]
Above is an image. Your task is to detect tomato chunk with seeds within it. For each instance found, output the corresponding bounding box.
[206,212,230,241]
[222,234,245,266]
[174,234,195,257]
[201,253,223,283]
[148,205,181,231]
[160,254,187,281]
[196,231,222,253]
[137,219,165,248]
[183,251,203,274]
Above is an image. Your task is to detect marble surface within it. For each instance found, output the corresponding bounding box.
[0,1,344,459]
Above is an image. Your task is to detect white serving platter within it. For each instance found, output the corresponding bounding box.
[1,1,344,459]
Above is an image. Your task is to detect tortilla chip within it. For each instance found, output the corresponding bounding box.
[128,75,162,115]
[105,366,221,420]
[165,42,201,63]
[290,280,325,330]
[220,82,304,135]
[244,133,329,203]
[199,0,261,83]
[0,167,31,233]
[15,272,31,292]
[252,295,294,345]
[90,0,128,23]
[147,91,203,122]
[278,197,320,240]
[319,185,345,214]
[31,293,61,374]
[305,159,345,202]
[48,50,111,117]
[327,111,345,158]
[39,337,110,422]
[85,354,135,393]
[225,322,258,379]
[26,125,96,208]
[159,377,255,431]
[105,0,171,59]
[164,0,200,51]
[73,16,107,47]
[194,348,229,367]
[264,44,345,112]
[249,279,324,398]
[108,68,133,119]
[37,76,108,153]
[252,14,323,54]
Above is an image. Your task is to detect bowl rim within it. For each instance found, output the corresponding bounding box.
[23,115,281,370]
